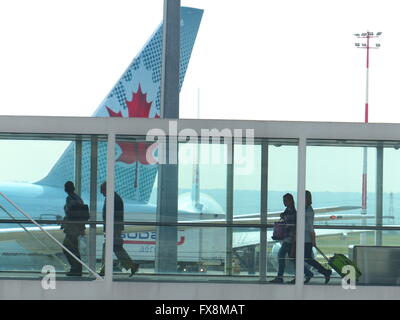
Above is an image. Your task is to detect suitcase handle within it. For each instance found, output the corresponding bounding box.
[314,246,330,262]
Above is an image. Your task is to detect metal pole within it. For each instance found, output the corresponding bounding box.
[225,142,234,276]
[361,147,368,244]
[259,141,268,281]
[365,33,370,124]
[160,0,180,119]
[376,145,384,245]
[195,89,203,262]
[361,34,370,245]
[155,0,180,274]
[362,32,370,221]
[355,31,382,244]
[105,133,116,284]
[89,136,98,271]
[295,137,306,294]
[75,137,82,196]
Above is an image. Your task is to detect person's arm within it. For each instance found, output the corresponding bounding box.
[114,194,124,228]
[64,196,70,211]
[64,195,73,215]
[311,231,316,247]
[305,207,316,245]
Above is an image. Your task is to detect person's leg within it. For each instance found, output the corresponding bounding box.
[114,238,133,269]
[303,243,314,279]
[63,234,82,273]
[304,242,331,283]
[99,239,106,275]
[62,235,73,269]
[113,231,139,276]
[304,243,326,274]
[277,242,291,277]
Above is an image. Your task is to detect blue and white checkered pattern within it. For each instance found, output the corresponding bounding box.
[37,7,203,203]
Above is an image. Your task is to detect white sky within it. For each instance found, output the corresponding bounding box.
[1,0,400,193]
[0,0,398,123]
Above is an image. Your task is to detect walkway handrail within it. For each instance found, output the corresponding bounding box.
[0,203,68,270]
[0,192,103,281]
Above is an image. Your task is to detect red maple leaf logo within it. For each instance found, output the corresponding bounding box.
[106,84,159,165]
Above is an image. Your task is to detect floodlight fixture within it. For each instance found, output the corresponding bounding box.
[355,43,360,47]
[376,32,382,36]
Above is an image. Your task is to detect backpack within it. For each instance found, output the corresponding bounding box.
[67,203,90,221]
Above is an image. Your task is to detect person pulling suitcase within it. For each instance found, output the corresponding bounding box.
[288,191,332,284]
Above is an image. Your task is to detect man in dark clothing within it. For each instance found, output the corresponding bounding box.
[62,181,85,276]
[99,182,139,277]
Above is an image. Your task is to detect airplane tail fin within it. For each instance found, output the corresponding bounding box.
[37,7,203,203]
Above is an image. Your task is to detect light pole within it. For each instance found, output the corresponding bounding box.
[354,31,381,243]
[354,31,382,123]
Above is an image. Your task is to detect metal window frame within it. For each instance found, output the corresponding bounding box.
[1,117,400,294]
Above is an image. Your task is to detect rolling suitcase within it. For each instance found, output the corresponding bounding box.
[315,246,362,281]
